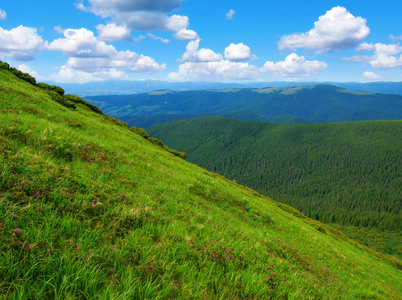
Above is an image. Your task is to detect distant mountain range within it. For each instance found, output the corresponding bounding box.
[86,85,402,128]
[53,80,402,97]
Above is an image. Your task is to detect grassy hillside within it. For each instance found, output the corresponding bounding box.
[86,85,402,128]
[148,117,402,256]
[1,63,401,299]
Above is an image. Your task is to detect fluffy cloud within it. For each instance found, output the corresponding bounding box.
[96,23,132,41]
[179,39,223,62]
[174,28,198,41]
[65,53,165,74]
[47,27,165,82]
[46,28,116,57]
[0,25,43,60]
[226,9,235,20]
[168,60,260,81]
[356,42,375,52]
[0,9,6,20]
[49,65,127,83]
[170,39,261,81]
[224,43,257,62]
[278,6,369,54]
[76,0,188,32]
[345,42,402,69]
[147,33,170,44]
[77,0,184,16]
[261,53,328,77]
[362,71,382,81]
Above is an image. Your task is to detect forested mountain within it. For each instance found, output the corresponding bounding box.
[1,61,401,298]
[148,117,402,256]
[55,80,402,97]
[86,85,402,128]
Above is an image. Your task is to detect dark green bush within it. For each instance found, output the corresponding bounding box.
[64,94,103,115]
[104,115,130,128]
[49,85,65,96]
[8,67,36,86]
[37,83,64,95]
[0,60,10,70]
[50,92,76,109]
[129,127,186,159]
[147,137,164,147]
[130,127,149,139]
[165,147,187,160]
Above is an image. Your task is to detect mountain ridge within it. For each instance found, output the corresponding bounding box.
[51,79,402,97]
[86,84,402,128]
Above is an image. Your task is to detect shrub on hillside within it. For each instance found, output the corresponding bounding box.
[104,115,130,128]
[130,127,149,139]
[8,67,37,86]
[50,92,76,110]
[147,137,186,159]
[0,60,10,70]
[64,94,104,115]
[37,83,65,95]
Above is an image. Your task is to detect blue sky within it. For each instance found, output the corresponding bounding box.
[0,0,401,83]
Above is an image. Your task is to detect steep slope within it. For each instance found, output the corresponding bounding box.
[0,64,401,299]
[86,85,402,128]
[148,117,402,256]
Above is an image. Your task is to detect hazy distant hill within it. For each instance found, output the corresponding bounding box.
[53,79,402,97]
[86,85,402,128]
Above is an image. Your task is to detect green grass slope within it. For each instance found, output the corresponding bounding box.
[1,66,401,299]
[148,117,402,257]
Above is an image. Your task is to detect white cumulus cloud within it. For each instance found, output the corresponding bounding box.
[278,6,370,54]
[174,28,199,41]
[46,27,165,82]
[46,28,116,57]
[226,9,235,20]
[170,39,261,81]
[0,9,6,20]
[0,25,43,60]
[76,0,188,32]
[168,60,260,81]
[345,42,402,69]
[362,71,382,81]
[261,53,328,77]
[356,42,375,52]
[96,23,132,42]
[179,39,223,62]
[224,43,257,62]
[49,65,127,83]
